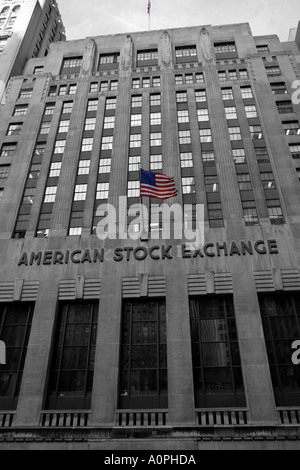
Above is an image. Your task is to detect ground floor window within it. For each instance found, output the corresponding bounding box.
[259,294,300,406]
[45,302,98,410]
[0,303,33,410]
[190,296,246,408]
[119,300,167,409]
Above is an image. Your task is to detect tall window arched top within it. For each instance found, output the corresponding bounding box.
[0,7,10,16]
[12,5,21,13]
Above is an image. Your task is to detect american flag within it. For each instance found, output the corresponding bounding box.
[140,169,178,200]
[147,0,151,14]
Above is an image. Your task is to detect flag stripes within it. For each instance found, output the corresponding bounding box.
[140,169,178,200]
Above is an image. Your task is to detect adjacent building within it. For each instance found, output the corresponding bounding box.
[0,20,300,449]
[0,0,65,102]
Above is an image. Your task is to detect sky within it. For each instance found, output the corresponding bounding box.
[56,0,300,42]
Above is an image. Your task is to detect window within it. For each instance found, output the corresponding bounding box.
[175,75,184,86]
[242,201,259,225]
[103,116,115,129]
[255,147,269,162]
[22,187,36,205]
[195,73,205,84]
[90,82,99,93]
[289,144,300,159]
[54,140,66,154]
[142,77,151,88]
[119,300,167,409]
[0,188,3,201]
[250,125,263,139]
[197,108,209,121]
[0,304,33,410]
[195,90,207,102]
[199,129,212,143]
[69,227,82,236]
[240,86,253,99]
[245,105,258,118]
[127,180,140,198]
[228,127,242,141]
[137,49,158,61]
[0,165,9,180]
[176,91,187,103]
[128,156,140,172]
[179,130,191,145]
[237,174,252,190]
[44,103,55,115]
[177,110,189,123]
[106,98,117,110]
[19,89,32,99]
[0,38,7,52]
[13,105,28,117]
[265,66,281,76]
[78,160,90,175]
[130,134,141,148]
[74,184,87,201]
[228,70,238,81]
[225,107,237,120]
[58,120,70,133]
[202,152,215,165]
[62,56,82,69]
[110,81,118,91]
[180,152,193,168]
[283,121,300,136]
[207,202,224,227]
[267,200,284,224]
[259,294,300,405]
[44,186,57,203]
[182,177,195,194]
[1,144,17,158]
[48,86,57,97]
[218,71,227,82]
[46,302,98,409]
[150,133,162,146]
[34,143,46,157]
[150,112,161,126]
[239,69,249,80]
[62,101,73,114]
[96,182,109,199]
[257,45,269,53]
[190,297,245,407]
[132,78,140,89]
[100,82,109,92]
[152,77,161,87]
[99,158,111,174]
[261,172,276,189]
[214,42,237,54]
[205,176,219,192]
[222,88,234,100]
[185,74,193,85]
[175,46,197,58]
[150,94,161,107]
[271,82,288,95]
[7,123,22,136]
[232,148,246,164]
[39,121,51,135]
[49,162,61,177]
[87,99,98,112]
[69,84,77,95]
[59,85,67,96]
[84,118,96,131]
[99,53,120,65]
[81,138,93,152]
[150,154,162,170]
[101,136,113,150]
[132,95,142,108]
[131,114,142,127]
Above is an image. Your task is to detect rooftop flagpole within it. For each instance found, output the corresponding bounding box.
[147,0,151,31]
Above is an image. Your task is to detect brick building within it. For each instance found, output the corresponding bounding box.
[0,20,300,449]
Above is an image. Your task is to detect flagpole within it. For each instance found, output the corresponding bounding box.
[148,10,150,31]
